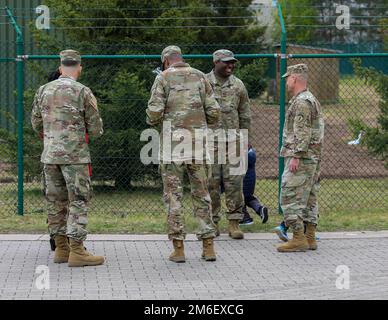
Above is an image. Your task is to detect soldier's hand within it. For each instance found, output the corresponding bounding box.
[289,157,300,173]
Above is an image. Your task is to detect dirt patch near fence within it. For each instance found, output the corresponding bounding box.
[250,102,387,179]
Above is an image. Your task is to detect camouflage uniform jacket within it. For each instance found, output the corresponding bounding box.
[280,89,324,160]
[146,62,220,162]
[31,75,103,164]
[205,70,251,142]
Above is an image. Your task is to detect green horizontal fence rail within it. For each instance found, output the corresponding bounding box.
[0,58,15,62]
[289,53,388,58]
[23,53,278,60]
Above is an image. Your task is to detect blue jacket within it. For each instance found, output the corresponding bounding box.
[220,147,256,198]
[243,147,256,198]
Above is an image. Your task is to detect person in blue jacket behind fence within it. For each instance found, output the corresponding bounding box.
[239,145,269,225]
[220,145,268,225]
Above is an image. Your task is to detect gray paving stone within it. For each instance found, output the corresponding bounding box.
[0,234,387,299]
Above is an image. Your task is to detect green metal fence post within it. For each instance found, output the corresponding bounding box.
[5,6,24,216]
[277,3,287,215]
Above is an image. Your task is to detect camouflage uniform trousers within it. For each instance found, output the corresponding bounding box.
[43,164,91,241]
[208,142,245,223]
[160,162,216,241]
[281,157,321,231]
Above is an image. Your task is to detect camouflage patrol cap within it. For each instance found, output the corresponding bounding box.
[213,49,238,63]
[282,63,308,78]
[60,49,81,65]
[161,45,182,63]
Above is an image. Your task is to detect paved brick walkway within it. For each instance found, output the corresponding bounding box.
[0,232,387,300]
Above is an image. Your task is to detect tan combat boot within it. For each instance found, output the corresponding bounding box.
[53,235,70,263]
[277,229,309,252]
[228,220,244,239]
[305,223,318,250]
[68,239,105,267]
[202,238,216,261]
[169,239,185,263]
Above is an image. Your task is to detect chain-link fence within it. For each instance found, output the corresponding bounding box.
[1,3,387,231]
[1,53,387,220]
[0,55,18,217]
[1,53,275,217]
[288,54,388,213]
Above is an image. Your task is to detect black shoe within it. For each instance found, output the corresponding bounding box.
[239,216,254,226]
[259,206,269,224]
[240,205,253,226]
[49,237,56,251]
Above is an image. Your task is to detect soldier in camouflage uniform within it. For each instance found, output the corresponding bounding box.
[206,49,251,239]
[31,50,105,267]
[146,45,220,263]
[277,64,324,252]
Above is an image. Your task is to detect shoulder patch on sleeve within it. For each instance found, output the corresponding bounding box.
[295,98,312,109]
[89,94,98,111]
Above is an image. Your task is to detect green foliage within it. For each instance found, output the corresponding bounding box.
[29,0,268,188]
[382,17,388,52]
[90,70,158,187]
[234,59,268,98]
[273,0,319,44]
[0,111,43,182]
[349,59,388,168]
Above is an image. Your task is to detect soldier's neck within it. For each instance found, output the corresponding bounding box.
[60,74,78,81]
[214,72,228,85]
[293,86,307,97]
